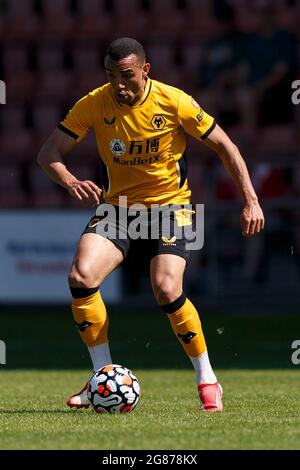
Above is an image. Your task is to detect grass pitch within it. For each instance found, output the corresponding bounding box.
[0,309,300,449]
[1,369,300,450]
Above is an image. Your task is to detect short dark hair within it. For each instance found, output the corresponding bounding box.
[105,38,146,64]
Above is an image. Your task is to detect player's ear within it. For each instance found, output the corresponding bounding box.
[143,62,150,77]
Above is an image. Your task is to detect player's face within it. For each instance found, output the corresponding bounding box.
[105,54,150,106]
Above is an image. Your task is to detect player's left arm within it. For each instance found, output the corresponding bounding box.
[202,124,265,237]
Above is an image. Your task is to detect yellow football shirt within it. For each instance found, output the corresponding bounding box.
[59,79,215,207]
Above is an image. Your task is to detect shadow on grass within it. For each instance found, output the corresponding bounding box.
[1,307,299,370]
[0,409,75,414]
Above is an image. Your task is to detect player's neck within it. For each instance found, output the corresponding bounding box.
[126,77,149,107]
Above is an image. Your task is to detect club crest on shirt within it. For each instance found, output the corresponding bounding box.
[151,114,166,130]
[110,139,126,157]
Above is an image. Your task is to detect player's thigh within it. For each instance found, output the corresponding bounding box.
[150,253,186,297]
[69,233,124,287]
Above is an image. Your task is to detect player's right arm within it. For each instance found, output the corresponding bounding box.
[37,128,101,207]
[37,94,102,207]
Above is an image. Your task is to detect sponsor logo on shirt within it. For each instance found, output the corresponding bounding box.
[161,235,177,246]
[110,139,126,157]
[196,109,204,122]
[104,116,116,126]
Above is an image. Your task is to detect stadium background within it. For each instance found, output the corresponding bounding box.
[1,0,299,308]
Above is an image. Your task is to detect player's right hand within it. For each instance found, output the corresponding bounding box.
[67,180,102,207]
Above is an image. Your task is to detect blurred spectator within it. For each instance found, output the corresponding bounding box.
[196,1,245,128]
[235,0,298,138]
[243,163,300,284]
[197,0,298,140]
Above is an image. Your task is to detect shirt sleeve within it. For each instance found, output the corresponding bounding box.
[177,91,216,140]
[58,93,94,143]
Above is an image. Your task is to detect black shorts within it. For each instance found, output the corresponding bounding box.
[82,203,198,262]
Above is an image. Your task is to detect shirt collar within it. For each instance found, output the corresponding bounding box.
[110,78,152,109]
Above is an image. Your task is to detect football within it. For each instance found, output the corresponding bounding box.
[87,364,140,414]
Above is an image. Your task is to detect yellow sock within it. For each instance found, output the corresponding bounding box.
[165,297,207,357]
[72,291,108,347]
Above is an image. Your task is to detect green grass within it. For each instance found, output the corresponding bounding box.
[0,309,300,449]
[0,369,300,449]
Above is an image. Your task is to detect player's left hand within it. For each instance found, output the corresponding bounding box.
[240,201,265,237]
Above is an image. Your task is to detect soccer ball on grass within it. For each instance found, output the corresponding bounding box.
[87,364,140,414]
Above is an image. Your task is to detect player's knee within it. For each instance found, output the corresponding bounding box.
[153,279,180,305]
[68,264,95,288]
